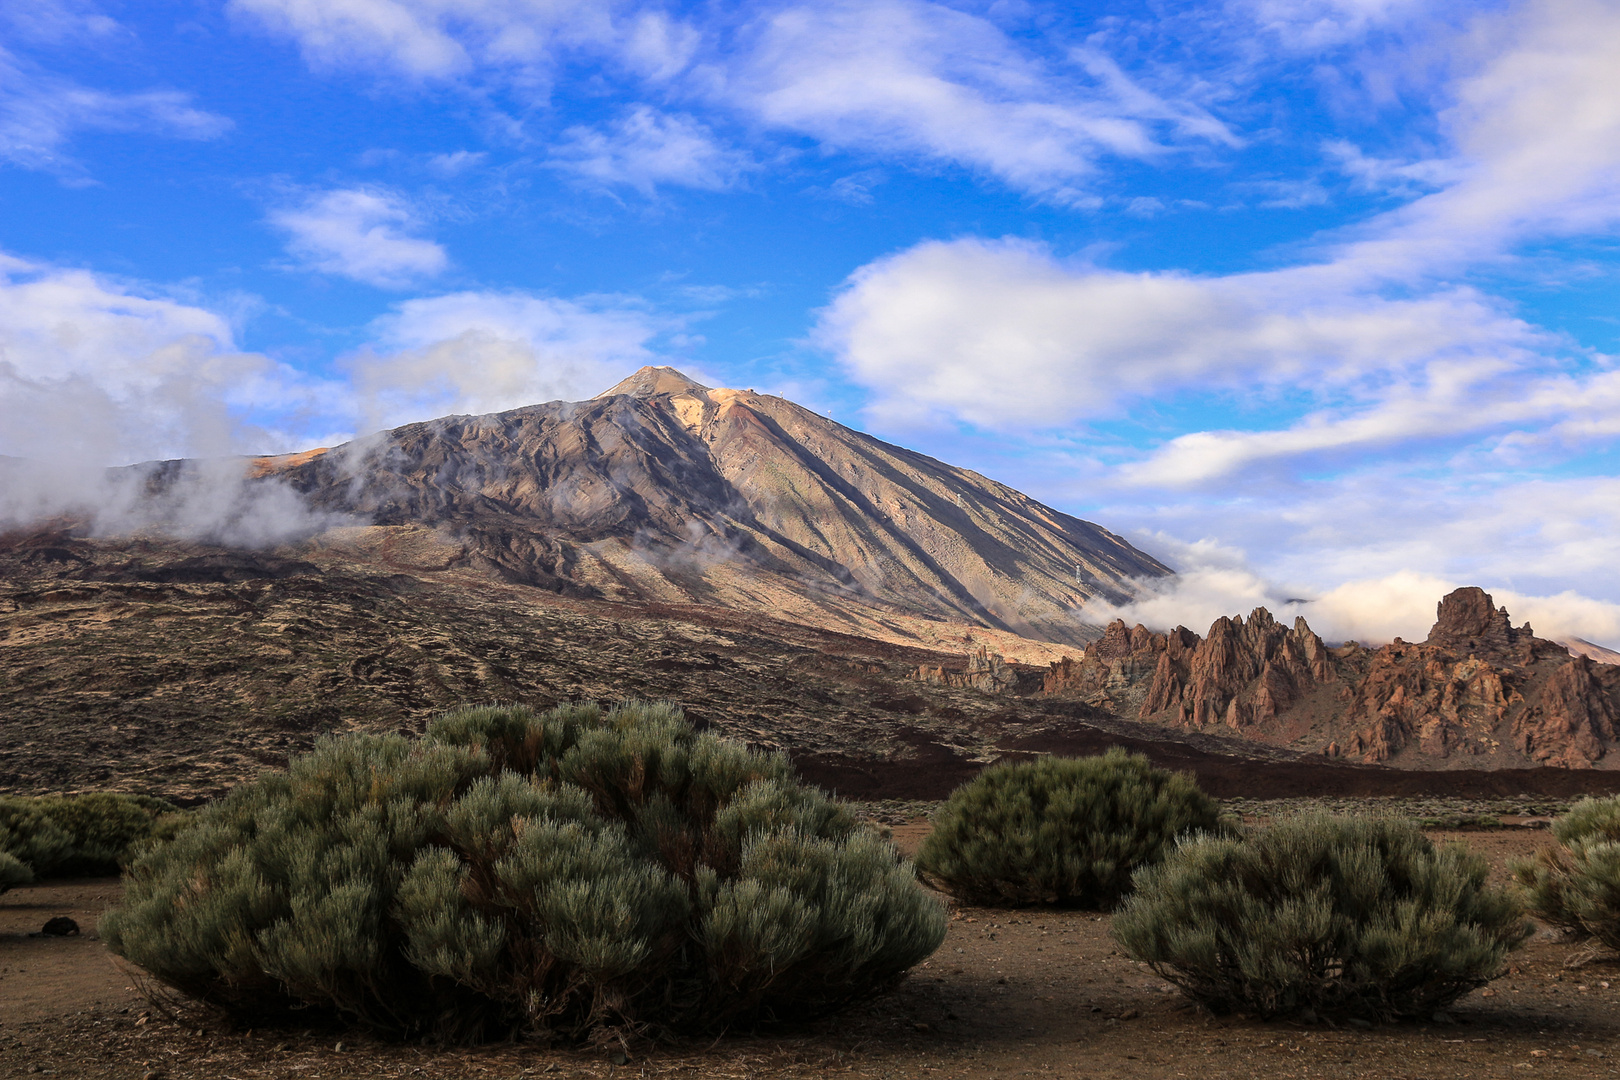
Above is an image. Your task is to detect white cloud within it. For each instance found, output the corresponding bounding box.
[228,0,689,85]
[1070,462,1620,651]
[547,105,750,195]
[1331,0,1620,277]
[0,253,344,462]
[1124,359,1620,486]
[350,288,670,429]
[820,0,1620,480]
[271,187,448,288]
[817,236,1545,430]
[1235,0,1431,49]
[0,252,688,543]
[229,0,476,78]
[2,0,122,43]
[426,149,486,175]
[0,249,681,459]
[0,46,230,174]
[1322,138,1458,196]
[233,0,1234,201]
[718,0,1234,201]
[1081,536,1620,650]
[0,253,348,545]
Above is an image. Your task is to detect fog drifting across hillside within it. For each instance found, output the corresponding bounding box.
[0,456,354,549]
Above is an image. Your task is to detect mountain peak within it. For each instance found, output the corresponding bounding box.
[596,365,712,399]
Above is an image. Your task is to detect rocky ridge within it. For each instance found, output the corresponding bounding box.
[1041,587,1620,769]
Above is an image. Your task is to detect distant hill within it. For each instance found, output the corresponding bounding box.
[251,366,1168,648]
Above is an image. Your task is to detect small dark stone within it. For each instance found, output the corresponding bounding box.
[41,916,80,937]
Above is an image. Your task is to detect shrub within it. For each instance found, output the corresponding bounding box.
[1512,794,1620,950]
[0,850,32,894]
[1114,814,1530,1022]
[0,792,179,879]
[914,748,1221,908]
[101,701,946,1043]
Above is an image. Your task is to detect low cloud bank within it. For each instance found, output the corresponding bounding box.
[0,252,683,551]
[0,456,353,549]
[1082,537,1620,651]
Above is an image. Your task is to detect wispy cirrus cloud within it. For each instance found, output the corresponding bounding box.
[547,105,751,195]
[712,0,1236,202]
[227,0,695,85]
[270,186,448,288]
[0,45,230,175]
[233,0,1237,202]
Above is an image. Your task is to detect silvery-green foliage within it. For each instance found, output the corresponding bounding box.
[0,792,178,879]
[103,702,945,1042]
[915,748,1222,908]
[0,850,33,893]
[1114,814,1529,1022]
[1512,794,1620,950]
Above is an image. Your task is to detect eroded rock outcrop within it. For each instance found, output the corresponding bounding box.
[1514,654,1618,768]
[915,646,1019,693]
[1041,586,1620,770]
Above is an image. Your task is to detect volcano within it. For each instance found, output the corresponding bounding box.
[252,366,1167,648]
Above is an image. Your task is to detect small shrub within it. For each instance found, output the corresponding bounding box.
[1512,794,1620,950]
[914,748,1221,908]
[1114,814,1530,1022]
[102,701,946,1043]
[0,850,32,894]
[0,793,179,879]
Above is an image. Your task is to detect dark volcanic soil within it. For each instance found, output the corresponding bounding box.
[3,824,1617,1080]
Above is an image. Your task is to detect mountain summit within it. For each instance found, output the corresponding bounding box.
[257,366,1167,646]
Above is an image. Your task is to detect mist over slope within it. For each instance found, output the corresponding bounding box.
[254,366,1167,647]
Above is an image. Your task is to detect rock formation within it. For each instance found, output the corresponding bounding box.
[914,646,1020,693]
[1041,586,1620,770]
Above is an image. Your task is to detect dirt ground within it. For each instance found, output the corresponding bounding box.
[2,822,1617,1080]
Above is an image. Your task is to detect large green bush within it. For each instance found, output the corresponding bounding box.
[0,792,179,884]
[102,701,946,1043]
[1512,795,1620,950]
[914,748,1221,908]
[1114,814,1530,1022]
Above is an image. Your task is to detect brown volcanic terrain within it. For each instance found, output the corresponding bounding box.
[255,366,1168,649]
[6,531,1620,806]
[0,526,1322,804]
[1042,586,1620,770]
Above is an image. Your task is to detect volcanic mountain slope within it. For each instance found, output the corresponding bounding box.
[1041,587,1620,770]
[252,367,1167,648]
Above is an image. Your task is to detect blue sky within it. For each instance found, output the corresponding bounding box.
[5,0,1620,645]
